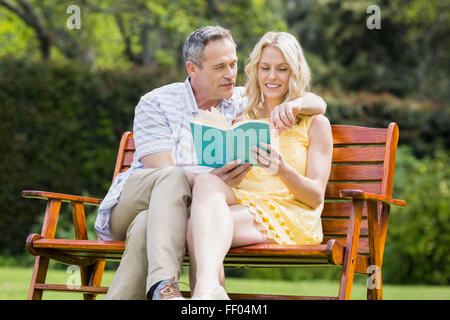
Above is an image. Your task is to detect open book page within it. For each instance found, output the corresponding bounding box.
[231,118,269,130]
[191,107,229,130]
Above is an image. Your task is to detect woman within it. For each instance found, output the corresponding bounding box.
[186,31,333,299]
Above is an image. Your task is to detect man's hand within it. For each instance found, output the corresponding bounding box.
[270,92,327,134]
[269,101,298,135]
[211,159,252,187]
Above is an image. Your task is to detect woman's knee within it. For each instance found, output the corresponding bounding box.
[193,173,235,204]
[193,173,218,191]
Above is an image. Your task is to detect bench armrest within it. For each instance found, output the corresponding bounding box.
[22,190,103,206]
[340,189,406,207]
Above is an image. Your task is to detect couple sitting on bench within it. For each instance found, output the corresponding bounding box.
[96,26,331,300]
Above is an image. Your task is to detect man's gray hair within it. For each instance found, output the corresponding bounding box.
[183,26,236,67]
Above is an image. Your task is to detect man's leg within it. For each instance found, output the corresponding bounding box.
[106,210,148,299]
[105,167,191,299]
[145,167,192,292]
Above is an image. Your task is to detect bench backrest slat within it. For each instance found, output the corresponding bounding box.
[331,125,387,145]
[112,123,399,255]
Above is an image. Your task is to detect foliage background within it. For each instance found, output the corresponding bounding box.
[0,0,448,285]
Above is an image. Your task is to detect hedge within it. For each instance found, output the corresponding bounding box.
[0,58,180,254]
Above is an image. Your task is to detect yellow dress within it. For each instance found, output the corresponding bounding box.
[232,115,323,245]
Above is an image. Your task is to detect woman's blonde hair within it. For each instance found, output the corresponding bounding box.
[244,31,311,118]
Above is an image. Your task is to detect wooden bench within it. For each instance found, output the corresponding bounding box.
[23,123,406,300]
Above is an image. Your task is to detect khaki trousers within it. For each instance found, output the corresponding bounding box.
[105,167,191,300]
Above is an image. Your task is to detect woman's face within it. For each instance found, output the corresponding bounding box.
[257,45,291,107]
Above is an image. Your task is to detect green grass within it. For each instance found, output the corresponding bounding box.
[1,266,449,300]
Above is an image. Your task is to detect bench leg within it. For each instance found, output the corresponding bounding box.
[366,201,383,300]
[338,200,364,300]
[28,256,49,300]
[80,260,106,300]
[367,268,383,300]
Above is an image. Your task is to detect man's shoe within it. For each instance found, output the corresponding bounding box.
[152,277,186,300]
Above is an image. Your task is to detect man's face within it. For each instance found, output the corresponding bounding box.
[191,38,238,101]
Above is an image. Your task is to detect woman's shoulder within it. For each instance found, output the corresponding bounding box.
[308,114,332,143]
[297,113,330,131]
[310,114,330,127]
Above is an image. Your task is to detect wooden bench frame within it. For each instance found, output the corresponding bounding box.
[23,123,406,300]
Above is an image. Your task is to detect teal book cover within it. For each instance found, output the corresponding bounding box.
[190,109,270,168]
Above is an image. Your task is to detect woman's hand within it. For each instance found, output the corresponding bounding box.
[211,159,252,187]
[250,142,288,176]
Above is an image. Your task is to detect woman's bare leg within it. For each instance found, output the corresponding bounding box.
[187,172,271,298]
[188,173,237,298]
[229,204,271,247]
[186,218,225,294]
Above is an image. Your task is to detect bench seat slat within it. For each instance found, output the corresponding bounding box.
[32,238,125,251]
[30,238,345,266]
[32,239,333,256]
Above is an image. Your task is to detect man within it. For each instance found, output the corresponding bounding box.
[95,26,327,300]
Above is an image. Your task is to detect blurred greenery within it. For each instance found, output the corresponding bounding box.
[0,0,448,285]
[0,0,448,99]
[385,146,450,285]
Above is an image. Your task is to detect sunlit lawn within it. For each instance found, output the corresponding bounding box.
[1,266,449,300]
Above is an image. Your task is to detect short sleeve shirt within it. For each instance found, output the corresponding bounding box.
[95,78,247,240]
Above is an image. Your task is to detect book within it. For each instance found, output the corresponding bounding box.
[190,107,271,168]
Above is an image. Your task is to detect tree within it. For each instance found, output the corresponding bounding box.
[107,0,286,70]
[0,0,286,70]
[390,0,450,99]
[0,0,52,59]
[283,0,449,100]
[0,0,95,64]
